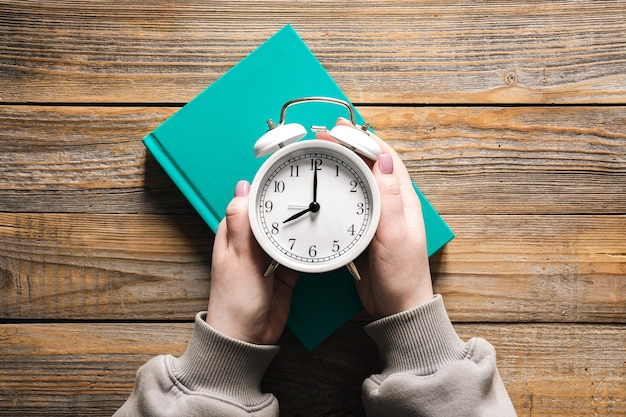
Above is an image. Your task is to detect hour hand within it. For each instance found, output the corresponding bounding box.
[283,207,311,224]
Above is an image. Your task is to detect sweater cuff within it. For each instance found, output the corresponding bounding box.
[169,312,279,407]
[365,294,468,378]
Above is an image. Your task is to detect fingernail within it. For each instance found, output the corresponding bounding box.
[234,180,250,197]
[379,154,393,174]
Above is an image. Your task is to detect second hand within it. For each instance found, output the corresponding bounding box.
[287,204,309,210]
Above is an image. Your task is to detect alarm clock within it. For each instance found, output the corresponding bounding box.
[248,97,381,281]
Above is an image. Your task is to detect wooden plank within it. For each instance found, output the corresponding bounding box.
[0,321,623,415]
[1,105,624,215]
[434,215,626,322]
[0,105,188,214]
[1,1,625,104]
[0,213,213,320]
[453,324,626,417]
[362,106,626,215]
[0,322,189,414]
[1,213,623,322]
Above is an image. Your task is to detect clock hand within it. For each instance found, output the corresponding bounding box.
[283,207,310,224]
[313,163,318,203]
[283,201,320,224]
[287,204,309,210]
[284,160,322,224]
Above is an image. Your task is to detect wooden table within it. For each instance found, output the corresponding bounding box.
[1,1,624,415]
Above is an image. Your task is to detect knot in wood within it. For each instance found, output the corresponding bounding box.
[503,69,518,85]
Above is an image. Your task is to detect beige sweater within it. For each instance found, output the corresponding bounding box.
[114,295,516,416]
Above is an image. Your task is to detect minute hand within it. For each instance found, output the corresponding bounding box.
[313,163,318,203]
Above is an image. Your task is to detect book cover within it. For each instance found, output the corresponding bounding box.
[144,25,454,350]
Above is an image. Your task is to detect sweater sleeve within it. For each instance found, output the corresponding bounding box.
[113,312,280,417]
[362,295,516,417]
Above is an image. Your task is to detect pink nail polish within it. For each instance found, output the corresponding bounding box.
[379,154,393,174]
[234,180,250,197]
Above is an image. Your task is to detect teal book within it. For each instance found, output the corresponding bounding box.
[144,25,454,351]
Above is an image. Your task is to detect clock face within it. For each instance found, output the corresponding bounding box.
[249,140,380,273]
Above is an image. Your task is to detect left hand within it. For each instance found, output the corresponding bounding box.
[317,119,433,319]
[206,180,300,345]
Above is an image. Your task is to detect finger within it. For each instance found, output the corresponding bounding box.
[336,116,352,127]
[361,126,421,212]
[326,117,421,215]
[336,116,392,152]
[224,180,255,249]
[317,117,376,167]
[314,129,336,142]
[372,154,407,241]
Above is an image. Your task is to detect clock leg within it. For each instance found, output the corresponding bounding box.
[263,259,280,278]
[346,261,362,281]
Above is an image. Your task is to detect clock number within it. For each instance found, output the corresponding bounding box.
[347,224,356,236]
[309,245,317,257]
[274,181,285,193]
[288,238,296,250]
[356,202,365,215]
[310,158,322,171]
[290,165,299,177]
[349,180,358,192]
[271,222,279,235]
[264,201,273,213]
[332,240,340,252]
[335,165,340,177]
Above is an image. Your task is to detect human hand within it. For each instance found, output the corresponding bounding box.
[318,118,433,319]
[205,180,300,344]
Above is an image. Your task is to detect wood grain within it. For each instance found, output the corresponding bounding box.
[1,213,623,322]
[0,322,623,416]
[1,105,623,215]
[0,213,213,320]
[0,105,186,214]
[1,1,624,415]
[436,215,626,322]
[1,1,625,104]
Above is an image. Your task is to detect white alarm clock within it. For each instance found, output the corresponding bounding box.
[248,97,381,280]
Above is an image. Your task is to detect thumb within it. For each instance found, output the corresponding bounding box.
[224,180,254,247]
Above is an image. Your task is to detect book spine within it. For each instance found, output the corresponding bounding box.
[143,134,221,233]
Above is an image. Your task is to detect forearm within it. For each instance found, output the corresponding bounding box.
[362,295,516,417]
[114,312,279,417]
